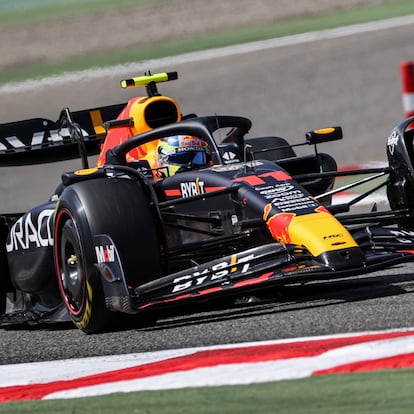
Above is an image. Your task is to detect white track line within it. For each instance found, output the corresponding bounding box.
[2,14,414,94]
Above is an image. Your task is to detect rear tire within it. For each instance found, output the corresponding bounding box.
[0,284,5,316]
[54,177,162,333]
[0,224,11,315]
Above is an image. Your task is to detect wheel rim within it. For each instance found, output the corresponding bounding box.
[56,214,86,316]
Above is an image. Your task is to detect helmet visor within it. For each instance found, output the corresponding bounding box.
[166,149,207,167]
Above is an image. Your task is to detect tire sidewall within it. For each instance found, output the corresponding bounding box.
[54,192,107,333]
[54,176,162,332]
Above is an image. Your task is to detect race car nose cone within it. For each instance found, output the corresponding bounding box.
[317,247,365,271]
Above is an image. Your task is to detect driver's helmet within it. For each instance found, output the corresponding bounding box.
[156,135,210,177]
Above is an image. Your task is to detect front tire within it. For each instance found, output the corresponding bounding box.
[55,207,112,333]
[54,177,162,333]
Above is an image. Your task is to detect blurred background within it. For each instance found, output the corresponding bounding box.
[0,0,411,211]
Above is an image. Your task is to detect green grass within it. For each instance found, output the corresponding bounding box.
[335,172,387,196]
[1,0,414,85]
[0,0,157,27]
[1,369,414,413]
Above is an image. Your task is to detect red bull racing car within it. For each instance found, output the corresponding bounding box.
[1,71,414,333]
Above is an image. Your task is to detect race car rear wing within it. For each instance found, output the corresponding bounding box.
[0,71,181,168]
[0,103,126,167]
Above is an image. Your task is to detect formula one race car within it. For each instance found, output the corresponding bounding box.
[2,71,414,333]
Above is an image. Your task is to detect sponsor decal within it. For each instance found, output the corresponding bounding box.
[222,151,239,163]
[172,252,255,293]
[164,186,226,197]
[265,211,295,244]
[179,179,205,198]
[0,127,89,152]
[387,130,399,155]
[212,160,263,172]
[178,136,206,148]
[263,203,273,222]
[6,209,54,252]
[176,145,204,153]
[390,229,414,244]
[95,244,116,263]
[93,235,124,284]
[323,233,344,240]
[257,183,318,212]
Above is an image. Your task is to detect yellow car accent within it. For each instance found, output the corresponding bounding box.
[74,167,98,176]
[120,72,178,89]
[287,212,358,257]
[90,110,106,135]
[314,127,335,134]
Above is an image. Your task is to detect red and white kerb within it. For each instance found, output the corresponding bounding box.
[401,61,414,119]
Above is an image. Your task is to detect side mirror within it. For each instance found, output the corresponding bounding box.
[306,127,343,144]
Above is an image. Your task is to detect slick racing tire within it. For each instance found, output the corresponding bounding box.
[54,177,162,333]
[0,281,5,316]
[0,226,10,315]
[0,267,6,315]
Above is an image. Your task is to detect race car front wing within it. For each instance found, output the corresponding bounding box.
[97,227,414,313]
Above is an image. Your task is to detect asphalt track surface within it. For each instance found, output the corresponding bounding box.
[1,21,414,365]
